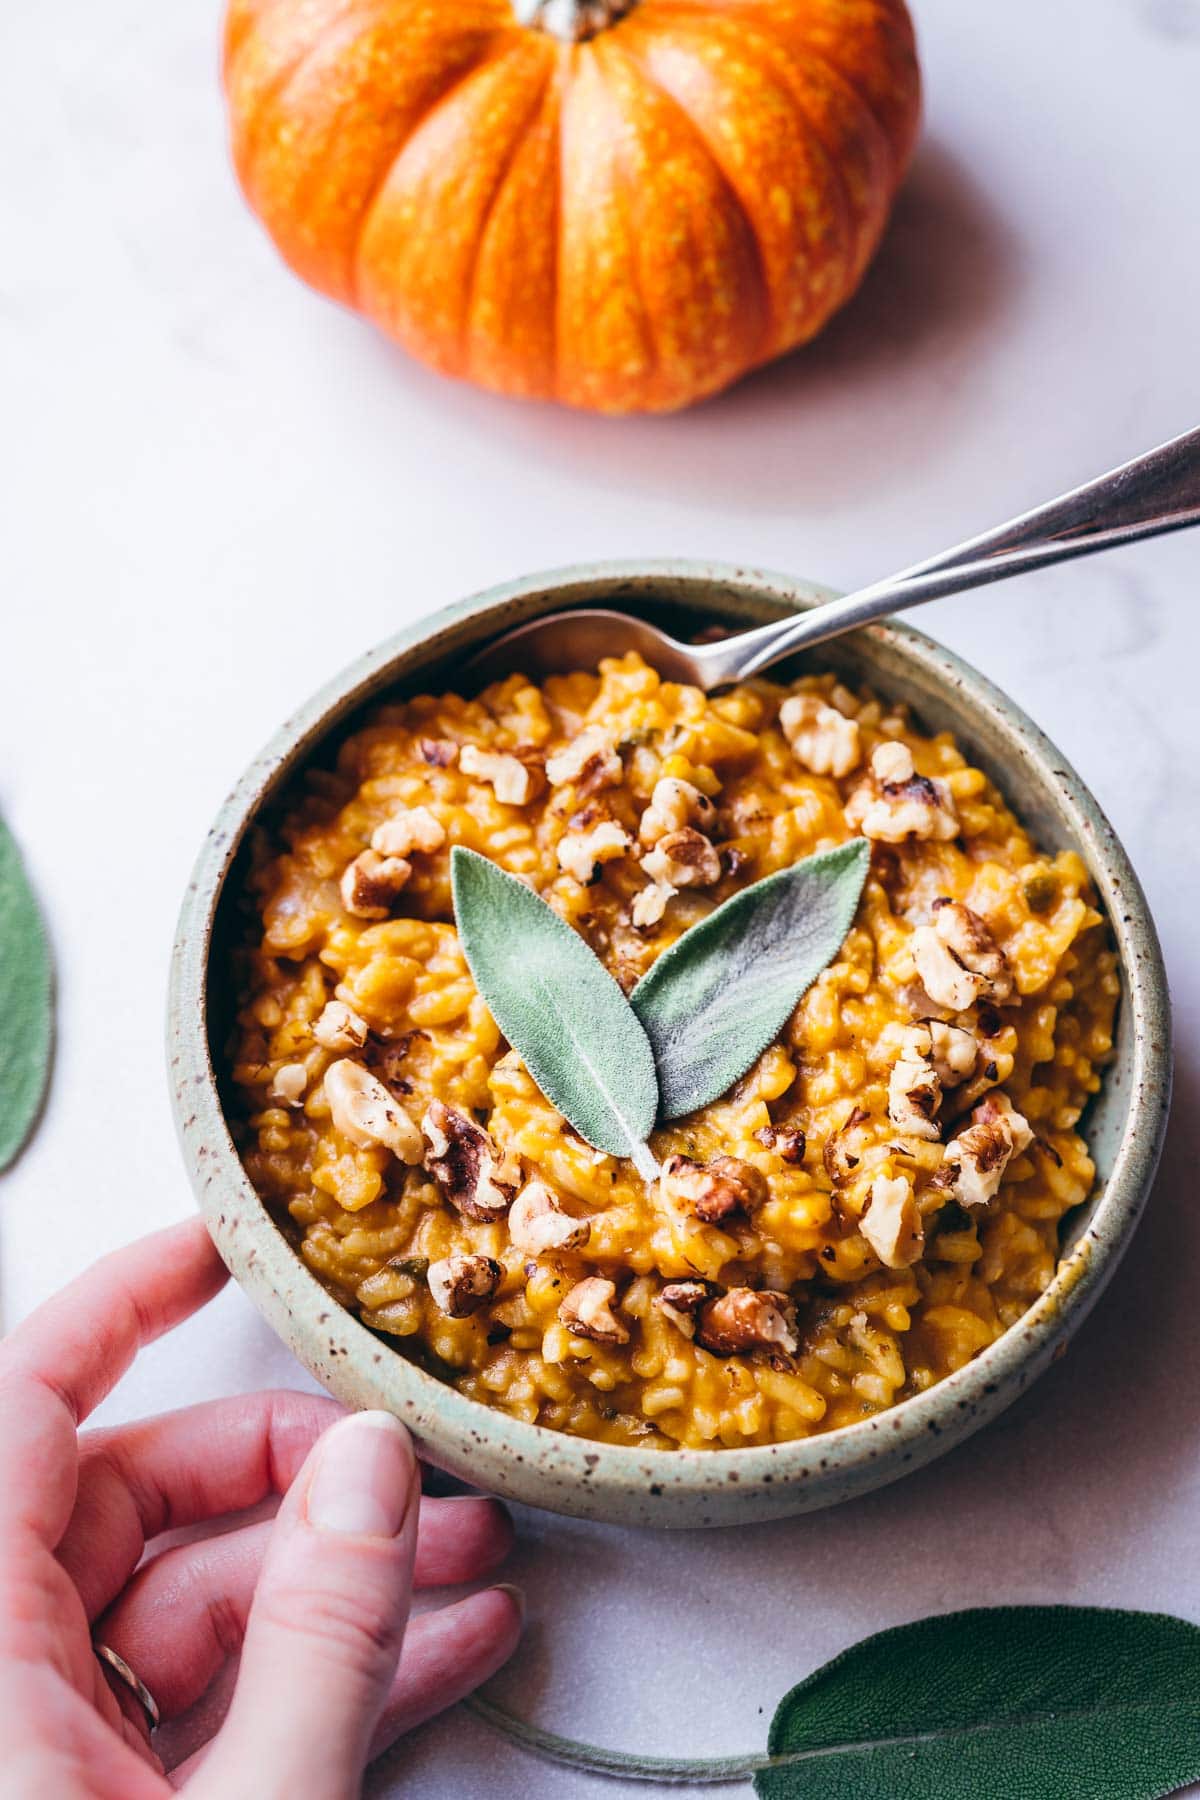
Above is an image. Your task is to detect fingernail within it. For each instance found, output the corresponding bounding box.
[492,1583,526,1623]
[308,1411,414,1537]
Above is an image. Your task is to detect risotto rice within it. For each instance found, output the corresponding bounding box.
[228,652,1117,1451]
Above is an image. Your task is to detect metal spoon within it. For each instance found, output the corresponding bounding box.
[470,425,1200,691]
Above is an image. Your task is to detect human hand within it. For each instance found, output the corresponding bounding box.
[0,1216,522,1798]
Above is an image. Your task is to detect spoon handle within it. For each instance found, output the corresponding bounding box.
[720,424,1200,684]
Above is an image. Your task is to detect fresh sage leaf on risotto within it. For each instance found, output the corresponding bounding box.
[451,847,660,1177]
[631,838,869,1120]
[0,816,54,1172]
[467,1606,1200,1794]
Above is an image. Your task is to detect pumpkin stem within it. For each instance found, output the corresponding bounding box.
[514,0,637,42]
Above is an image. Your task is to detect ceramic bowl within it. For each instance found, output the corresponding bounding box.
[169,562,1171,1528]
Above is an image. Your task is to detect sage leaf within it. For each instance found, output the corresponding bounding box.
[758,1607,1200,1800]
[466,1607,1200,1795]
[451,848,659,1177]
[0,817,53,1172]
[631,839,869,1120]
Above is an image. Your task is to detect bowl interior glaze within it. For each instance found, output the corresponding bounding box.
[169,563,1171,1528]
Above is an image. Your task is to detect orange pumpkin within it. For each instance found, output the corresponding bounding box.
[224,0,920,413]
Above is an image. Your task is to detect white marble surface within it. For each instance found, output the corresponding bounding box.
[3,0,1199,1791]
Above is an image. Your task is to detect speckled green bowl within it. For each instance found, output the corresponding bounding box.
[169,562,1171,1528]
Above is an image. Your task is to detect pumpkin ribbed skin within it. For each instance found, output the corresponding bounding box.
[224,0,920,413]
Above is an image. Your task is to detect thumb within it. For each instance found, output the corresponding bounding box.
[190,1409,419,1800]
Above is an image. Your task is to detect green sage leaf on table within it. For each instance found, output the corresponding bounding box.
[451,847,659,1178]
[466,1606,1200,1793]
[631,838,870,1120]
[757,1606,1200,1800]
[0,817,54,1172]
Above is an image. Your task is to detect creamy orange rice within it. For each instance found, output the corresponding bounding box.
[228,652,1117,1450]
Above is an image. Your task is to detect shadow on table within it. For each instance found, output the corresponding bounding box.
[373,138,1023,521]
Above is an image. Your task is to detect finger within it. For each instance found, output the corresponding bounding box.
[191,1411,419,1800]
[60,1389,343,1618]
[0,1217,225,1547]
[369,1586,523,1756]
[95,1496,513,1719]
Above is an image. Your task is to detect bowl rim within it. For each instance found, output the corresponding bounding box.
[169,558,1172,1513]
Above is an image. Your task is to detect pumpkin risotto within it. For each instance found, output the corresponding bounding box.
[228,653,1117,1451]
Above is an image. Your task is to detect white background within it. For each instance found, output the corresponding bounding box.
[2,0,1198,1792]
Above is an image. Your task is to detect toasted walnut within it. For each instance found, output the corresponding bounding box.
[660,1153,767,1224]
[641,827,722,889]
[941,1092,1034,1208]
[559,1277,629,1344]
[911,902,1012,1013]
[887,1048,942,1141]
[324,1059,423,1161]
[427,1253,502,1318]
[557,819,632,884]
[419,737,459,767]
[655,1280,719,1339]
[844,741,960,843]
[631,881,674,929]
[860,1173,924,1268]
[779,694,862,778]
[754,1124,807,1164]
[371,805,446,859]
[508,1179,591,1254]
[822,1106,873,1183]
[312,1000,369,1053]
[932,901,1014,1000]
[422,1100,519,1221]
[270,1062,307,1106]
[459,743,545,806]
[638,777,717,846]
[924,1020,978,1085]
[339,849,411,919]
[545,726,622,795]
[696,1288,797,1357]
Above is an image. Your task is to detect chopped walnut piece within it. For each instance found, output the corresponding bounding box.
[632,881,674,929]
[696,1288,798,1357]
[557,819,632,884]
[641,827,722,890]
[508,1179,591,1254]
[911,902,1013,1013]
[940,1092,1034,1208]
[559,1277,629,1344]
[860,1173,924,1268]
[459,743,545,806]
[312,1000,369,1053]
[659,1153,767,1224]
[933,901,1014,999]
[755,1124,807,1164]
[419,737,459,767]
[638,776,717,847]
[371,805,446,859]
[887,1047,942,1141]
[427,1253,502,1318]
[270,1062,307,1106]
[339,849,411,919]
[655,1280,719,1339]
[925,1020,978,1085]
[822,1106,873,1183]
[545,726,623,795]
[844,741,960,843]
[421,1100,519,1221]
[779,693,862,778]
[324,1059,423,1162]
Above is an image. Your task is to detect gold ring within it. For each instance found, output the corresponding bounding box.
[93,1641,161,1731]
